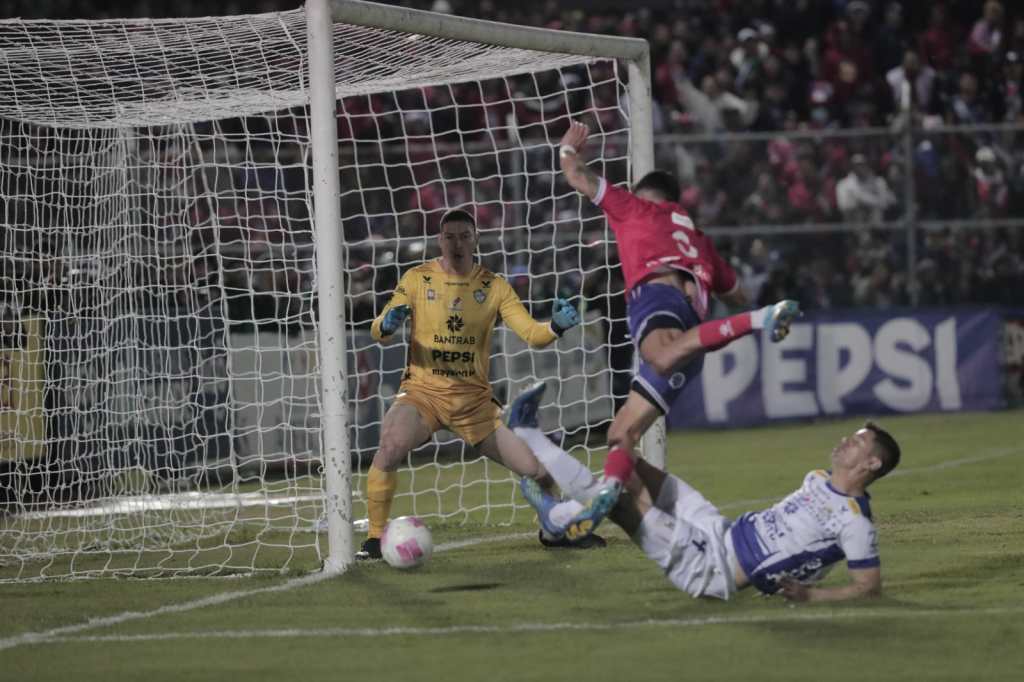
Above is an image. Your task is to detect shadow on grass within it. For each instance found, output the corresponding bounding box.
[429,582,503,593]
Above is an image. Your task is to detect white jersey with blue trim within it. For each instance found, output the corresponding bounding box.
[727,470,880,594]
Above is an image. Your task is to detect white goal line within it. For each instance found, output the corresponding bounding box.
[18,492,326,520]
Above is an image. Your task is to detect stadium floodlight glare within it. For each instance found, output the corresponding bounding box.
[0,0,657,581]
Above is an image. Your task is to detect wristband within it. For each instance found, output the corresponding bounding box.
[559,144,577,158]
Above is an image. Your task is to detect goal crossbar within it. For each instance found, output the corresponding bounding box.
[329,0,649,62]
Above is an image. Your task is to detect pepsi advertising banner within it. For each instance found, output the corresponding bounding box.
[669,309,1004,428]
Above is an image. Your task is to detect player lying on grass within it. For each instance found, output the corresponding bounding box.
[356,208,603,559]
[556,119,802,531]
[509,383,901,601]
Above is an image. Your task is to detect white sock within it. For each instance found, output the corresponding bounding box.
[549,499,585,528]
[514,427,603,502]
[749,305,772,330]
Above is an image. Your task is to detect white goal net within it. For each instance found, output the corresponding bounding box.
[0,2,641,580]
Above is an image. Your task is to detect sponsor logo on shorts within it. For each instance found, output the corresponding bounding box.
[719,320,734,338]
[669,372,687,389]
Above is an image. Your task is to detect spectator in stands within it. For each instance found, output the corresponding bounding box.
[992,51,1024,122]
[887,50,938,119]
[968,1,1005,60]
[731,27,764,94]
[673,71,757,133]
[914,258,951,305]
[919,4,958,72]
[972,146,1009,217]
[836,154,897,224]
[947,71,991,125]
[874,2,908,75]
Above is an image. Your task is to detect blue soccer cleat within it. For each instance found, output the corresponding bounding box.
[519,477,567,538]
[765,300,802,343]
[562,477,622,541]
[507,381,547,430]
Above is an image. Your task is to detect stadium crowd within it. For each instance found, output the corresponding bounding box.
[7,0,1022,320]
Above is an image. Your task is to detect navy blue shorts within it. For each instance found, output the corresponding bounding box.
[627,283,703,414]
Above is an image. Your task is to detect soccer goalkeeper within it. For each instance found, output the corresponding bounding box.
[358,208,597,559]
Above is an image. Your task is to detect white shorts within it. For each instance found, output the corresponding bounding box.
[632,476,736,600]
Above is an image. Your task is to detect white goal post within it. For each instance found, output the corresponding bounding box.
[0,0,659,580]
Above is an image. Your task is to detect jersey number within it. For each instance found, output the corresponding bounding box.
[671,212,698,259]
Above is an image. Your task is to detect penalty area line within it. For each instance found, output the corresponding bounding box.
[29,604,1024,645]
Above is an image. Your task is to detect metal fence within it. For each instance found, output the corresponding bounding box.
[653,122,1024,307]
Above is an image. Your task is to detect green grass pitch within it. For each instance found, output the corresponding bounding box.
[2,409,1022,681]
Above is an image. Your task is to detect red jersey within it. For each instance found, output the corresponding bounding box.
[594,178,738,320]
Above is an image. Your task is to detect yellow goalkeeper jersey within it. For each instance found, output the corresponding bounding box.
[371,259,558,394]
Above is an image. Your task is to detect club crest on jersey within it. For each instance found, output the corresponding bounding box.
[450,297,462,311]
[473,289,486,304]
[426,289,436,300]
[446,314,464,333]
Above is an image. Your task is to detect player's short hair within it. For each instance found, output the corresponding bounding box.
[863,421,901,480]
[632,170,680,203]
[440,208,476,230]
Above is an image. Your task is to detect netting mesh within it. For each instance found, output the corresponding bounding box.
[0,8,633,580]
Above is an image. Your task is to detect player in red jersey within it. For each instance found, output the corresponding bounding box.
[555,120,800,537]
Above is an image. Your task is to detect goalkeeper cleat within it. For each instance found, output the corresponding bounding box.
[519,477,567,538]
[355,537,383,561]
[538,529,607,549]
[506,381,547,430]
[766,300,802,343]
[563,477,622,541]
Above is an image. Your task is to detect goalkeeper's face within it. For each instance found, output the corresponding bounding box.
[439,220,478,273]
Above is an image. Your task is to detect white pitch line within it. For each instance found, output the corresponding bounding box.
[2,442,1019,653]
[889,445,1024,476]
[25,604,1024,646]
[0,572,330,653]
[719,444,1023,511]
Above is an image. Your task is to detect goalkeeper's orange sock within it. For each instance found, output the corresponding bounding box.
[366,465,398,539]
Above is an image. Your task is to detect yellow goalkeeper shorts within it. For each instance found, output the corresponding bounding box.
[394,382,502,446]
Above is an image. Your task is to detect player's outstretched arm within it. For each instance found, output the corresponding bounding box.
[549,297,581,337]
[559,120,601,201]
[495,280,572,348]
[778,566,882,603]
[371,273,414,343]
[371,304,411,345]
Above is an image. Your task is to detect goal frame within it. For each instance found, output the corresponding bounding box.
[310,0,660,574]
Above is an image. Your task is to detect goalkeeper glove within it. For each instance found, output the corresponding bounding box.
[380,304,411,336]
[550,298,580,336]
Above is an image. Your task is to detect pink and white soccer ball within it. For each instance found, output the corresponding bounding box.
[381,515,433,569]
